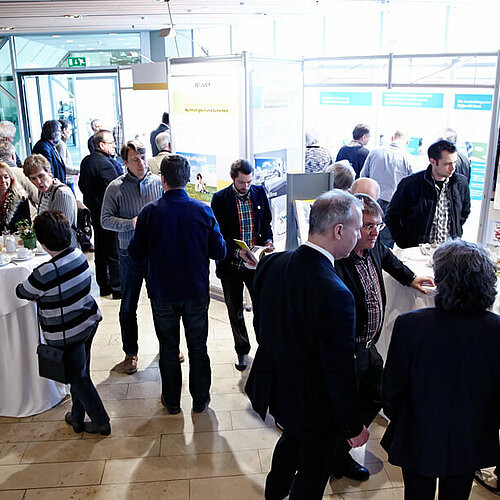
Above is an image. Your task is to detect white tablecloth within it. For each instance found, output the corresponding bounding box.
[0,253,67,417]
[378,247,500,361]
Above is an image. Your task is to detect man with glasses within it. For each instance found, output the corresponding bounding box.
[79,130,123,298]
[101,140,163,374]
[332,193,433,482]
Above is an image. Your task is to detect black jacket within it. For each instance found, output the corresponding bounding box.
[334,239,415,342]
[456,151,471,183]
[78,150,121,219]
[32,139,66,184]
[211,184,273,277]
[245,245,363,440]
[382,307,500,477]
[385,165,470,249]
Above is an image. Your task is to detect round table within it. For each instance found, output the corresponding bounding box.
[0,252,67,417]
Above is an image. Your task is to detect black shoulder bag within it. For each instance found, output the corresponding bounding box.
[36,262,68,384]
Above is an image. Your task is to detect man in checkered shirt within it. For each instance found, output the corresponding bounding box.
[333,193,433,482]
[211,159,274,371]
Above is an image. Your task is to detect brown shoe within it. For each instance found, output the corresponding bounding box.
[123,354,138,374]
[179,352,185,363]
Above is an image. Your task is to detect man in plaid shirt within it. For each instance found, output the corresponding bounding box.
[211,159,274,370]
[333,193,433,482]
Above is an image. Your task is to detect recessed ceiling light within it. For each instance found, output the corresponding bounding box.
[108,32,117,36]
[63,14,83,19]
[52,34,61,38]
[0,27,14,31]
[78,44,85,47]
[66,40,74,43]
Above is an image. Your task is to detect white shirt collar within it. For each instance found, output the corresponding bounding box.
[303,240,335,269]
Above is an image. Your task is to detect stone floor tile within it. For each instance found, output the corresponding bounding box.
[230,409,275,430]
[190,473,266,499]
[0,422,81,444]
[0,444,28,466]
[330,462,393,494]
[0,491,25,500]
[339,487,404,499]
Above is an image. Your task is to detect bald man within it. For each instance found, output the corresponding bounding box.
[350,177,380,201]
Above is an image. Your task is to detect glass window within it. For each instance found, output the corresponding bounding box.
[231,19,275,56]
[166,30,193,58]
[193,26,230,57]
[14,33,141,69]
[0,38,20,150]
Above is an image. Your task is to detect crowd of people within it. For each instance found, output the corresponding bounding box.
[0,115,498,500]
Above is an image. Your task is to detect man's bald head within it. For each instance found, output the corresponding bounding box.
[350,177,380,201]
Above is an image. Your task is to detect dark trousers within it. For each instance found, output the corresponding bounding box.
[64,325,109,426]
[118,248,146,355]
[266,429,338,500]
[92,216,120,293]
[402,469,474,500]
[334,344,383,466]
[151,297,211,408]
[220,267,255,355]
[378,199,394,248]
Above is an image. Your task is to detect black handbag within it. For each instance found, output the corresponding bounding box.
[36,262,68,384]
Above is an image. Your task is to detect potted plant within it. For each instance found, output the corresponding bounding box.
[16,219,36,249]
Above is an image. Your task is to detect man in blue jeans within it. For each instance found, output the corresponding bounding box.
[128,155,226,414]
[101,140,163,374]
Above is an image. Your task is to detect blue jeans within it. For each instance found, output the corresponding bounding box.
[151,297,211,408]
[64,324,109,426]
[119,248,147,355]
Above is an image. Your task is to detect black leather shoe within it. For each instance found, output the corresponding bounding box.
[235,354,248,371]
[111,290,122,300]
[161,395,181,415]
[192,397,210,413]
[64,412,84,433]
[333,455,370,481]
[84,421,111,436]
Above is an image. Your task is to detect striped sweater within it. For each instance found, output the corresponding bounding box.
[16,247,102,346]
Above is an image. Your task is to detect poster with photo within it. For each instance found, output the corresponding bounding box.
[178,151,217,203]
[294,199,315,245]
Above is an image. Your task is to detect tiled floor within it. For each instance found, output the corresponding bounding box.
[1,272,498,499]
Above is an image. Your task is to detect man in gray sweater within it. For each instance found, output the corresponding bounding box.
[101,140,163,374]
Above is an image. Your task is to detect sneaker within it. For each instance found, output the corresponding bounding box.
[123,354,138,374]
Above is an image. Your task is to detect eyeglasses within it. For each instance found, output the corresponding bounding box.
[362,222,386,232]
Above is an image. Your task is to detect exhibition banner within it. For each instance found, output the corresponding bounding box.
[319,91,372,106]
[177,151,217,203]
[469,142,488,201]
[454,94,493,111]
[382,92,444,108]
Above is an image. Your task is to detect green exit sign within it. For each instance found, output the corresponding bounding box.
[68,57,86,68]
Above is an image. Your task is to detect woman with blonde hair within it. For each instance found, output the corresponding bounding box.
[0,161,30,233]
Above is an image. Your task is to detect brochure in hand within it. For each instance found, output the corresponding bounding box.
[234,239,269,269]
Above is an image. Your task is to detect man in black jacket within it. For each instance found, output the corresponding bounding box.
[385,140,470,249]
[79,130,123,298]
[150,112,169,157]
[246,190,369,499]
[334,194,433,481]
[211,159,273,371]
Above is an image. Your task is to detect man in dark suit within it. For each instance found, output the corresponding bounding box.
[211,159,273,370]
[87,119,102,154]
[245,189,370,499]
[333,193,433,481]
[150,112,169,157]
[32,120,66,183]
[79,129,123,298]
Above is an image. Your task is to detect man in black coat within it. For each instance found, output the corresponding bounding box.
[245,189,370,500]
[150,112,169,157]
[79,129,122,298]
[333,194,433,481]
[32,120,66,184]
[385,140,470,249]
[211,159,273,371]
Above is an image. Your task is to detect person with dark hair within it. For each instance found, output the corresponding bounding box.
[87,119,102,154]
[128,154,226,415]
[16,210,110,436]
[150,112,170,157]
[24,154,78,248]
[101,140,163,374]
[56,119,79,192]
[385,139,470,248]
[79,129,123,298]
[0,161,30,233]
[32,120,66,184]
[336,124,371,177]
[439,128,471,182]
[332,194,433,481]
[246,190,370,499]
[382,239,500,500]
[211,159,274,370]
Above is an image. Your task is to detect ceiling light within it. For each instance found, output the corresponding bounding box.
[63,14,83,19]
[52,34,61,38]
[78,44,85,47]
[117,38,124,41]
[66,40,74,43]
[108,32,117,36]
[0,27,14,31]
